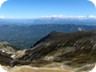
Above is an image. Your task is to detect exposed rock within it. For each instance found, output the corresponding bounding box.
[0,41,16,54]
[0,51,13,66]
[2,65,73,72]
[11,49,27,59]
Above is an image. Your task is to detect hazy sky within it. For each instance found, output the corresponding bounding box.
[0,0,96,18]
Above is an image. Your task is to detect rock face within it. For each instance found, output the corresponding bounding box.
[0,42,17,66]
[0,51,13,66]
[0,42,16,54]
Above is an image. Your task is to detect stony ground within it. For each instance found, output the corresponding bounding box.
[2,64,95,72]
[3,65,72,72]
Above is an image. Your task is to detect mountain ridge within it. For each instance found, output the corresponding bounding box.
[18,30,96,66]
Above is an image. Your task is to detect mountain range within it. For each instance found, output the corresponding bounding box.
[1,16,96,25]
[0,24,96,49]
[0,17,96,49]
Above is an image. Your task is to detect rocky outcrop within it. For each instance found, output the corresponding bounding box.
[0,42,17,66]
[0,51,13,66]
[11,49,27,59]
[0,41,17,54]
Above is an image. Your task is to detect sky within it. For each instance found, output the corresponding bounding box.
[0,0,96,18]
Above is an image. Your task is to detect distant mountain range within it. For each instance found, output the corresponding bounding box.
[0,17,96,49]
[0,24,95,49]
[0,16,96,25]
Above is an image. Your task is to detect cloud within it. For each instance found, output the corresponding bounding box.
[38,15,96,19]
[0,16,5,18]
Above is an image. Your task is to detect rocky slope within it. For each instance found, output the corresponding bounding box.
[0,51,13,66]
[11,30,95,72]
[0,41,17,54]
[0,42,18,66]
[19,31,96,62]
[0,30,96,72]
